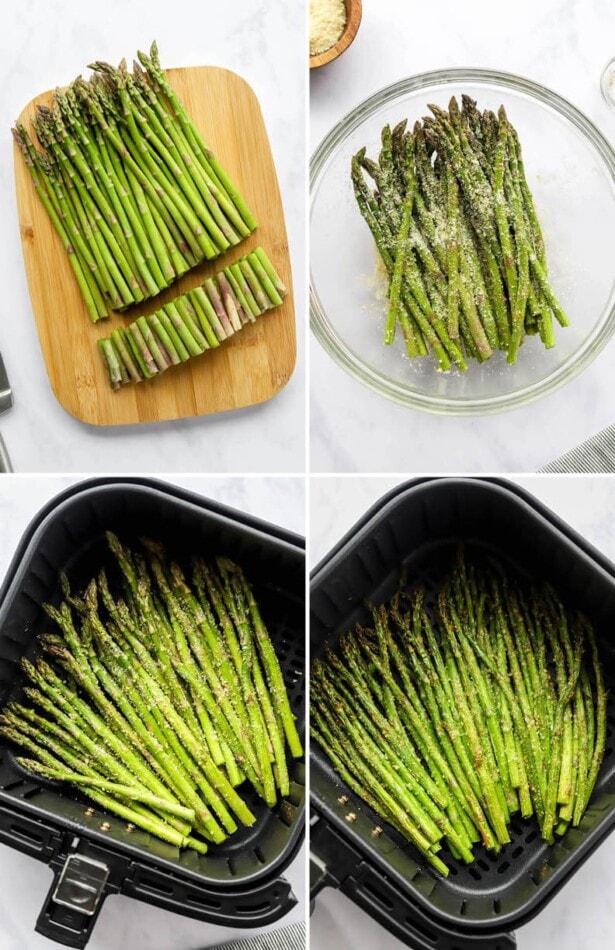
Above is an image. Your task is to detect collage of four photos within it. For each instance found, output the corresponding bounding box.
[1,2,615,949]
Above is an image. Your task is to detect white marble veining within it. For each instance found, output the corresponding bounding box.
[0,0,305,473]
[310,0,615,473]
[309,474,615,949]
[0,475,305,948]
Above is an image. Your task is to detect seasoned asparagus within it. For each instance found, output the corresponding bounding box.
[311,549,606,876]
[352,97,568,371]
[0,533,302,854]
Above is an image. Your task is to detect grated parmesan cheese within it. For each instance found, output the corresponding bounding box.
[310,0,347,56]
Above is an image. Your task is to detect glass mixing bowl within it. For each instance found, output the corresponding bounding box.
[310,68,615,414]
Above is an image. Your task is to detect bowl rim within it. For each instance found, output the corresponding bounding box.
[310,66,615,416]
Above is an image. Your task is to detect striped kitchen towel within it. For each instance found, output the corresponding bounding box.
[208,922,305,950]
[540,425,615,473]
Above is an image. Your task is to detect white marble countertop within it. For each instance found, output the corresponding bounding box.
[310,0,615,473]
[0,0,305,473]
[309,474,615,949]
[0,474,305,948]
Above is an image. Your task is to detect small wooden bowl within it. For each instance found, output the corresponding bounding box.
[310,0,363,70]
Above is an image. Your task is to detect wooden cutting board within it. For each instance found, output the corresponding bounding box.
[13,66,296,426]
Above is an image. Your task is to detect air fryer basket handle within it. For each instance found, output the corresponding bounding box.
[310,852,337,900]
[34,853,113,949]
[35,878,108,949]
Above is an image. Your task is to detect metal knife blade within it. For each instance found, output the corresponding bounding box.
[0,350,13,472]
[0,434,12,472]
[0,350,13,415]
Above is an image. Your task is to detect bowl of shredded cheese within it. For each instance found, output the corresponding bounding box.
[310,0,362,69]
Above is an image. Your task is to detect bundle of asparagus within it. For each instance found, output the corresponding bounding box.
[13,42,256,322]
[0,533,302,854]
[97,246,286,389]
[311,550,607,876]
[351,96,569,371]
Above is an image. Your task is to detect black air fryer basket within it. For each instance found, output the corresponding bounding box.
[310,477,615,950]
[0,478,305,948]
